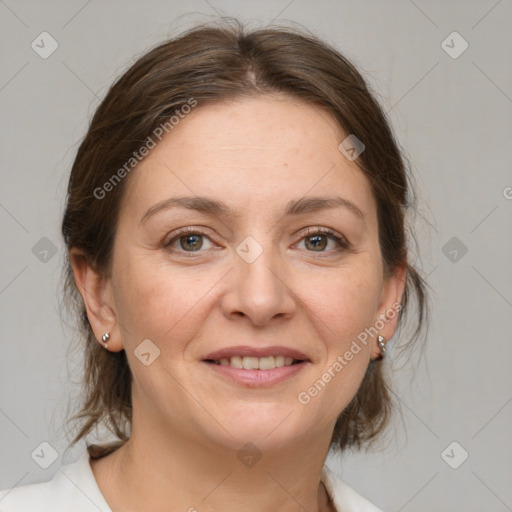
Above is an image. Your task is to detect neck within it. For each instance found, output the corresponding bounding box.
[94,412,336,511]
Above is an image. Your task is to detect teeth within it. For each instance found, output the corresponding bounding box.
[243,357,259,370]
[230,356,243,369]
[211,355,300,370]
[258,356,275,370]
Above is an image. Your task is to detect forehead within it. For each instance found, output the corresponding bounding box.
[121,95,376,223]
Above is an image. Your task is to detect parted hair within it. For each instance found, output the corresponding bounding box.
[62,19,428,458]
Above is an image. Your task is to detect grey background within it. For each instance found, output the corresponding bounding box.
[1,1,511,510]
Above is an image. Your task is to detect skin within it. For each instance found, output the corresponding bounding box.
[71,95,405,512]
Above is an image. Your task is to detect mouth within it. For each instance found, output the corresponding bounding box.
[202,346,310,387]
[204,355,303,370]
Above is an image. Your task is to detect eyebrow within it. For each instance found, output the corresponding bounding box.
[140,195,366,223]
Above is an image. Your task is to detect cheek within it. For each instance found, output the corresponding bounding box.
[304,260,383,345]
[111,252,219,348]
[295,261,381,410]
[337,273,382,363]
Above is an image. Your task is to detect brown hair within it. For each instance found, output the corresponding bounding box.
[62,19,428,457]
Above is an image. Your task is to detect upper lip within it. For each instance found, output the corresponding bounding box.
[203,345,310,361]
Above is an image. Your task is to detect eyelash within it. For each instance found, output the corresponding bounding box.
[300,227,350,252]
[164,226,350,256]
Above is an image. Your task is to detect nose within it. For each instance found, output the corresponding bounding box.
[221,244,296,327]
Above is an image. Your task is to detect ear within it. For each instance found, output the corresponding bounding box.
[70,248,123,352]
[370,264,407,360]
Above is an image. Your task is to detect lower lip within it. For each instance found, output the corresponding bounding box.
[203,361,309,387]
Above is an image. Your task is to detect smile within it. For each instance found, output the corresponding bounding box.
[205,355,300,370]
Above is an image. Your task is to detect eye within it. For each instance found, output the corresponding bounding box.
[164,226,350,256]
[165,227,215,253]
[296,227,350,253]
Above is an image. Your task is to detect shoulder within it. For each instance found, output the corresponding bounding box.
[321,464,384,512]
[0,450,111,512]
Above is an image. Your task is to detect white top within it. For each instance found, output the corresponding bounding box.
[0,450,382,511]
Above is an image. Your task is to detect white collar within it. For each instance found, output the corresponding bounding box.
[2,449,381,512]
[321,464,383,512]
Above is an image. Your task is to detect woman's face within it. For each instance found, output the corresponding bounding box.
[104,95,403,451]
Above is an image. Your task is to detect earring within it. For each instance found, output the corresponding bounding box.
[101,332,110,349]
[377,335,387,357]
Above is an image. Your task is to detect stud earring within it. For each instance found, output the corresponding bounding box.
[377,335,387,357]
[101,332,110,349]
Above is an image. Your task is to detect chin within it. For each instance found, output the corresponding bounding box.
[204,402,312,452]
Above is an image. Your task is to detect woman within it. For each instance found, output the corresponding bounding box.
[0,20,426,512]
